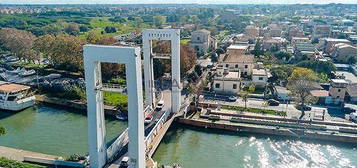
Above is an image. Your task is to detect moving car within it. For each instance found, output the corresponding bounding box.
[144,113,153,125]
[119,156,129,168]
[267,99,280,106]
[156,100,164,111]
[296,105,312,111]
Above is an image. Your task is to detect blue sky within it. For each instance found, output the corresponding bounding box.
[2,0,357,4]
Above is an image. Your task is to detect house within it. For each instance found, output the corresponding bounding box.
[264,24,282,37]
[274,86,291,101]
[252,69,269,88]
[218,53,255,76]
[262,37,287,51]
[189,29,217,55]
[293,42,317,59]
[212,68,241,94]
[291,37,310,45]
[245,25,260,38]
[322,38,351,55]
[346,83,357,104]
[288,26,304,41]
[310,90,329,105]
[332,43,357,63]
[327,79,348,105]
[312,25,331,40]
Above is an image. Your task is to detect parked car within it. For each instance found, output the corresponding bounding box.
[228,96,237,102]
[350,112,357,122]
[343,107,356,113]
[156,100,164,111]
[267,99,280,106]
[119,156,130,168]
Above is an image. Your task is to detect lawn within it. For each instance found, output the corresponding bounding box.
[103,92,128,111]
[221,105,286,116]
[0,157,45,168]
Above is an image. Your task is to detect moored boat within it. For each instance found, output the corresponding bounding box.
[0,81,35,111]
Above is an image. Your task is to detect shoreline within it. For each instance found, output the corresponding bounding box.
[175,117,357,144]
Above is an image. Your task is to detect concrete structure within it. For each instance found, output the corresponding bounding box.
[142,29,181,113]
[312,25,331,40]
[83,45,144,168]
[262,37,286,51]
[288,26,304,41]
[245,25,260,38]
[189,29,216,55]
[332,43,357,63]
[219,53,255,76]
[252,69,269,88]
[322,38,351,55]
[291,37,310,45]
[328,79,348,105]
[213,68,240,94]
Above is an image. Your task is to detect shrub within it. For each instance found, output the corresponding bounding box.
[0,157,45,168]
[221,105,286,116]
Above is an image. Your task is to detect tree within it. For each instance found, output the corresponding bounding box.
[270,65,294,83]
[240,85,255,108]
[347,55,357,65]
[296,60,336,75]
[211,52,218,63]
[0,126,5,136]
[274,51,292,61]
[251,39,264,56]
[134,17,144,27]
[153,15,166,28]
[104,26,117,33]
[34,34,84,72]
[194,65,203,76]
[0,28,40,63]
[65,23,80,36]
[287,68,319,119]
[109,16,127,23]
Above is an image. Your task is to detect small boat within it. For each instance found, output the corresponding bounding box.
[19,69,36,77]
[45,73,61,80]
[116,114,128,121]
[7,67,25,75]
[0,81,35,111]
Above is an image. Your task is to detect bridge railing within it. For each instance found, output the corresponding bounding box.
[145,108,171,150]
[106,128,129,162]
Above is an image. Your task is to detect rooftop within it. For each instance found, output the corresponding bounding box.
[0,83,30,93]
[252,69,267,76]
[221,54,255,63]
[331,78,349,84]
[227,45,249,50]
[325,38,351,42]
[310,90,329,97]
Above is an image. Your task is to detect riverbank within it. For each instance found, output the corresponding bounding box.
[35,95,118,116]
[175,115,357,144]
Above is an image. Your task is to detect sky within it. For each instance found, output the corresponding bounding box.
[2,0,357,4]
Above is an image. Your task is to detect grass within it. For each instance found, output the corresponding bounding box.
[0,157,45,168]
[180,39,190,44]
[221,105,286,116]
[103,91,127,107]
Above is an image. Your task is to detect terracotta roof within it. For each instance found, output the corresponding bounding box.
[222,54,255,63]
[310,90,329,97]
[0,83,30,93]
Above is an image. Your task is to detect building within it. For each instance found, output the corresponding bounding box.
[288,26,304,41]
[346,83,357,104]
[252,68,269,88]
[226,45,250,56]
[291,37,310,45]
[312,25,331,40]
[218,53,255,76]
[323,38,352,55]
[274,86,291,101]
[189,29,217,55]
[265,24,282,37]
[262,37,287,51]
[245,25,260,38]
[328,79,348,105]
[294,42,317,59]
[332,43,357,63]
[212,68,241,94]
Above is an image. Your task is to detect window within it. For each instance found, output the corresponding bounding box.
[338,89,341,92]
[337,96,340,99]
[259,77,264,80]
[244,72,248,75]
[245,65,248,68]
[215,83,220,88]
[197,36,200,41]
[226,64,229,68]
[233,84,237,89]
[235,64,238,68]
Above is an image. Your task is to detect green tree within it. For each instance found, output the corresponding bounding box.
[240,85,255,108]
[347,55,357,65]
[287,68,319,119]
[0,126,5,136]
[251,39,264,56]
[296,60,336,75]
[194,65,203,76]
[64,23,80,36]
[153,15,166,28]
[274,51,292,61]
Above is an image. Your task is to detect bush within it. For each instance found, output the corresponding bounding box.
[103,92,128,112]
[221,105,286,116]
[0,157,45,168]
[66,154,86,162]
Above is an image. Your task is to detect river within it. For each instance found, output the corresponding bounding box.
[153,123,357,168]
[1,105,356,167]
[0,104,127,157]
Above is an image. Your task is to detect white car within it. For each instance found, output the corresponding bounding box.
[120,156,129,167]
[156,100,165,111]
[350,112,357,122]
[144,113,153,125]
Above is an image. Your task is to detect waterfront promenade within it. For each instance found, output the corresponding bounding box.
[0,146,58,162]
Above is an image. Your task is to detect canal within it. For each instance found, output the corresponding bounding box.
[0,104,127,157]
[1,105,356,167]
[153,123,357,168]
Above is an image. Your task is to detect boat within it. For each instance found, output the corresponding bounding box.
[19,69,36,77]
[116,114,128,121]
[6,67,25,75]
[0,81,35,111]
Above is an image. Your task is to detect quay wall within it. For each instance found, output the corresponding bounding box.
[176,118,357,144]
[35,95,117,116]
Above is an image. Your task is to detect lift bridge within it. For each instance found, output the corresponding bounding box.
[84,29,189,168]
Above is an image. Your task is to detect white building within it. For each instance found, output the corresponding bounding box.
[252,69,269,88]
[213,69,241,94]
